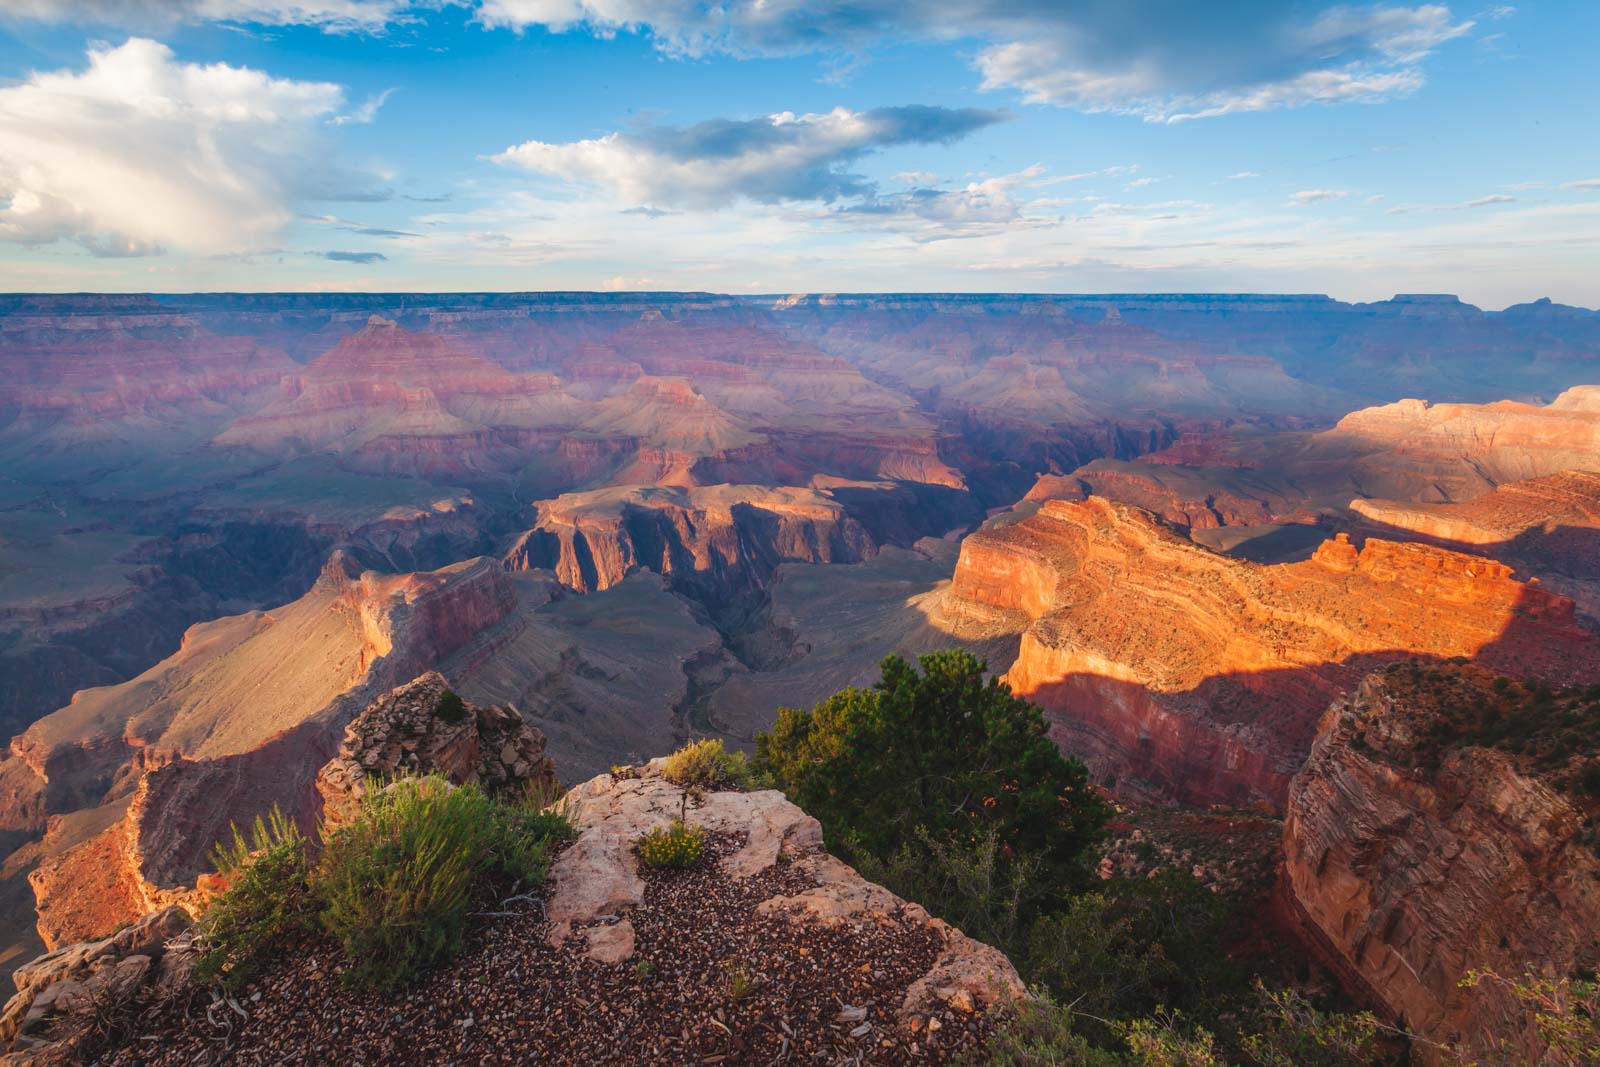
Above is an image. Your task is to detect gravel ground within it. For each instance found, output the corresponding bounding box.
[93,834,993,1066]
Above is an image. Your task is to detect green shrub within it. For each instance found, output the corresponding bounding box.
[313,776,573,991]
[195,807,314,987]
[636,819,706,869]
[755,652,1108,922]
[1240,982,1384,1066]
[958,995,1125,1067]
[854,826,1042,959]
[316,777,497,990]
[435,689,467,724]
[1024,870,1234,1042]
[1582,760,1600,798]
[662,738,755,790]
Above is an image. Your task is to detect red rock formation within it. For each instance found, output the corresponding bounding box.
[1349,470,1600,618]
[1283,663,1600,1064]
[1024,460,1283,531]
[315,672,556,831]
[4,553,519,948]
[950,497,1600,808]
[505,484,877,596]
[1132,389,1600,515]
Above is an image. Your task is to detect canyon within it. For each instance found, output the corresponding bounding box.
[949,497,1600,808]
[2,291,1600,1060]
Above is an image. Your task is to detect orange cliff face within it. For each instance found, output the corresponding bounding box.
[1282,664,1600,1065]
[2,552,518,949]
[1349,469,1600,620]
[949,497,1600,809]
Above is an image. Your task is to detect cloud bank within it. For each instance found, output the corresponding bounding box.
[474,1,1474,121]
[0,39,364,256]
[3,0,406,34]
[491,105,1006,209]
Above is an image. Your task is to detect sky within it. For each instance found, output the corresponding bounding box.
[0,2,1596,307]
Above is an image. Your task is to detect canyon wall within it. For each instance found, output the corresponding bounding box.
[1282,663,1600,1063]
[4,552,519,948]
[951,497,1600,808]
[504,484,876,600]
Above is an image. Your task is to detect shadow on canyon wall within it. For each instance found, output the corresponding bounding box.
[1025,580,1598,811]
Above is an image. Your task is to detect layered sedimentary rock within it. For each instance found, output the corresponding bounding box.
[6,554,517,948]
[505,484,876,597]
[1350,469,1600,618]
[315,672,556,830]
[950,497,1600,808]
[1024,460,1288,532]
[1129,389,1600,516]
[1283,664,1600,1064]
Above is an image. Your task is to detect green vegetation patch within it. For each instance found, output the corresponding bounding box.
[195,775,574,992]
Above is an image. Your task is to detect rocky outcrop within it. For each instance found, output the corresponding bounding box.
[315,672,556,830]
[552,762,1023,1023]
[6,555,519,949]
[2,754,1024,1062]
[1282,664,1600,1064]
[505,484,877,598]
[951,497,1600,808]
[0,905,195,1063]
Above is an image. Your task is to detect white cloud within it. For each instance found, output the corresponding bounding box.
[1386,192,1518,214]
[470,3,1474,122]
[1288,189,1349,205]
[0,38,354,256]
[1,0,408,33]
[1562,178,1600,191]
[490,105,1005,209]
[1226,171,1262,180]
[330,86,396,126]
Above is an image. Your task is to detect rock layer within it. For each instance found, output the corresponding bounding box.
[7,555,518,949]
[505,483,876,598]
[1282,664,1600,1064]
[1350,469,1600,618]
[952,497,1600,808]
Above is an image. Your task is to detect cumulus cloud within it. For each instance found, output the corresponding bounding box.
[0,38,357,256]
[2,0,408,33]
[490,105,1006,209]
[472,2,1473,121]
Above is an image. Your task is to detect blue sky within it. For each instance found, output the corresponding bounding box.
[0,2,1596,306]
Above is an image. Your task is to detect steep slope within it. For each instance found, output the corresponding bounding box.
[504,483,876,598]
[1283,663,1600,1064]
[0,552,516,949]
[950,497,1600,808]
